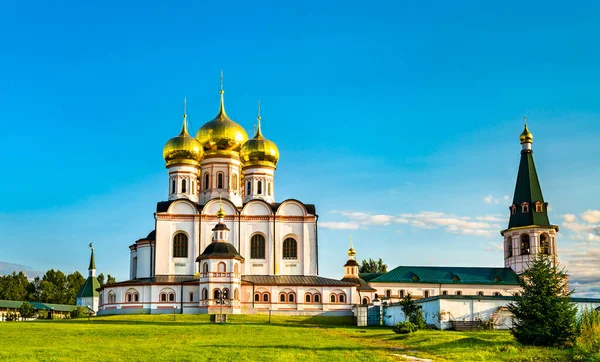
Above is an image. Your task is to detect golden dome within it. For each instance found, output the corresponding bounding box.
[240,105,279,168]
[348,246,356,257]
[216,194,226,219]
[195,90,248,156]
[520,123,533,144]
[163,114,203,167]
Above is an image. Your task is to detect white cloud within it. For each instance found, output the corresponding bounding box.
[582,210,600,224]
[503,195,510,201]
[319,222,359,230]
[562,247,600,297]
[484,242,504,252]
[483,195,499,205]
[563,214,577,223]
[475,215,505,222]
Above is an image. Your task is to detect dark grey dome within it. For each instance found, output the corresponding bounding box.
[196,242,244,261]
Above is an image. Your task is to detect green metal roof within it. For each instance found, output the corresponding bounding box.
[507,150,552,229]
[358,273,384,282]
[89,249,96,270]
[0,300,76,312]
[371,266,520,285]
[77,276,100,298]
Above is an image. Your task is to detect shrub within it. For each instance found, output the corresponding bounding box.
[393,321,418,334]
[399,293,426,330]
[19,302,36,319]
[574,308,600,356]
[409,309,426,330]
[71,306,90,318]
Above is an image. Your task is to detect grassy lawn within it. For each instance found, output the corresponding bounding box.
[0,314,576,361]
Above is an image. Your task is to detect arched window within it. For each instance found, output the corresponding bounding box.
[169,293,175,302]
[232,174,238,191]
[305,294,311,303]
[477,291,484,297]
[424,291,430,298]
[172,179,176,194]
[214,289,221,300]
[330,294,336,303]
[280,293,286,302]
[126,293,132,302]
[339,294,346,303]
[204,173,209,190]
[254,293,260,302]
[234,263,239,274]
[363,297,370,304]
[160,293,167,302]
[217,173,223,189]
[182,179,186,193]
[385,290,391,298]
[202,288,208,300]
[442,290,448,296]
[456,291,462,296]
[247,181,252,195]
[289,293,295,303]
[511,205,517,215]
[257,180,262,194]
[189,292,194,302]
[218,262,226,273]
[399,290,405,298]
[134,293,139,302]
[234,288,239,300]
[191,181,195,194]
[223,289,229,299]
[283,238,297,259]
[268,182,271,196]
[251,234,266,259]
[540,233,550,254]
[520,234,530,255]
[173,233,188,258]
[314,294,321,303]
[493,292,501,297]
[262,293,269,302]
[132,257,137,279]
[202,263,208,273]
[506,238,513,258]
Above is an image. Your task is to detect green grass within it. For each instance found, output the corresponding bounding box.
[0,314,576,361]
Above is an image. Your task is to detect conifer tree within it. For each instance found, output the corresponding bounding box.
[508,254,577,347]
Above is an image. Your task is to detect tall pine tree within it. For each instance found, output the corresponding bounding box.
[508,254,577,347]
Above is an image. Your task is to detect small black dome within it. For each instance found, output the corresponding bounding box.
[196,242,244,261]
[146,230,156,240]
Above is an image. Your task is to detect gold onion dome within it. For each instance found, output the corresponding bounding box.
[520,123,533,144]
[195,89,248,156]
[240,103,280,168]
[163,112,203,167]
[348,246,356,257]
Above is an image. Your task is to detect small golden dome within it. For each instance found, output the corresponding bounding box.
[163,114,203,167]
[240,106,279,168]
[348,246,356,257]
[195,90,248,156]
[216,207,226,219]
[520,124,533,144]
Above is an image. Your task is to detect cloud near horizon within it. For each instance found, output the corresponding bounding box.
[561,210,600,242]
[323,210,505,237]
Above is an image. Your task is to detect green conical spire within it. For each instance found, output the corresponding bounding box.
[89,249,96,270]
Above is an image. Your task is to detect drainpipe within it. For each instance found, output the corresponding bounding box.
[315,214,319,275]
[180,282,184,314]
[273,211,277,275]
[153,213,157,277]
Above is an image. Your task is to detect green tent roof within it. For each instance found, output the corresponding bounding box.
[358,273,384,282]
[77,276,100,298]
[0,300,76,312]
[371,266,520,285]
[508,150,553,229]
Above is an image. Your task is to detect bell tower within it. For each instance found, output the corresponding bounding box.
[501,119,559,274]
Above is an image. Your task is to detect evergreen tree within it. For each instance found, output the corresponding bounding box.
[106,274,116,284]
[508,254,577,347]
[66,271,86,305]
[359,258,388,273]
[0,271,30,301]
[97,273,105,287]
[19,302,36,319]
[399,293,426,329]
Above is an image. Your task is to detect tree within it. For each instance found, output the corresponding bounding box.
[359,258,387,273]
[508,254,577,347]
[97,273,105,287]
[0,271,30,301]
[66,271,86,305]
[19,302,36,319]
[399,293,426,330]
[39,269,69,304]
[106,274,116,284]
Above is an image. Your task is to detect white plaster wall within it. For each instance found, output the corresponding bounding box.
[136,245,152,279]
[370,283,521,301]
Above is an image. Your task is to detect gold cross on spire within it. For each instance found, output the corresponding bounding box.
[523,116,527,125]
[220,70,224,95]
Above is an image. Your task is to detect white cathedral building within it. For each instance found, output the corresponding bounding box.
[85,80,598,318]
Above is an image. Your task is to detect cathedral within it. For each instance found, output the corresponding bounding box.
[84,79,583,317]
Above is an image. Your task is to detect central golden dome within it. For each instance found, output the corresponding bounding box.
[195,90,248,156]
[240,111,279,168]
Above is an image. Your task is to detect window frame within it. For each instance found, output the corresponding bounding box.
[282,237,298,259]
[173,232,189,258]
[250,234,266,259]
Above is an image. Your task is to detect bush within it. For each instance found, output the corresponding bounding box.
[71,306,90,318]
[19,302,36,319]
[399,293,426,330]
[574,308,600,356]
[409,309,426,330]
[393,321,418,334]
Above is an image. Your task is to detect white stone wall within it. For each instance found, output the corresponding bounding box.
[369,283,521,302]
[504,227,558,274]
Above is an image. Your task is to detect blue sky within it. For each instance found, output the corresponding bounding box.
[1,1,599,295]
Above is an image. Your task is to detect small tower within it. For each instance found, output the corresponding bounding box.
[76,243,101,313]
[196,198,244,314]
[163,99,203,202]
[240,101,279,203]
[344,237,359,278]
[340,237,376,304]
[501,120,559,274]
